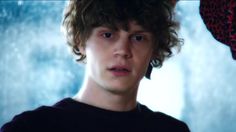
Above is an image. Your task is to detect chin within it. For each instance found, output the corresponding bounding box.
[104,83,136,95]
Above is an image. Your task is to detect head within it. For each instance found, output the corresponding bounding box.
[62,0,182,77]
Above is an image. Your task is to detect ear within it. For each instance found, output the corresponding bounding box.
[151,52,157,60]
[78,45,86,55]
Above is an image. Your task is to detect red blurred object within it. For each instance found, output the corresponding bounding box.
[170,0,178,7]
[200,0,236,60]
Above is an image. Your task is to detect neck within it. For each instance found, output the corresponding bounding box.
[74,77,139,112]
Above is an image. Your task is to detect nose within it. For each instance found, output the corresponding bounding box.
[113,38,132,59]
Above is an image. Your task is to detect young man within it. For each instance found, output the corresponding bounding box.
[1,0,190,131]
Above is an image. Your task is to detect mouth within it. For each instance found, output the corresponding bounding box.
[109,67,130,72]
[108,66,131,76]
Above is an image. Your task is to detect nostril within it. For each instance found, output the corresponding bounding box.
[113,50,132,58]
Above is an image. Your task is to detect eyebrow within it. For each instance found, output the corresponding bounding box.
[132,30,150,33]
[95,27,116,32]
[130,30,152,37]
[95,26,151,35]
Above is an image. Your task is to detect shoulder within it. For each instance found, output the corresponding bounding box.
[152,112,190,131]
[0,98,75,132]
[0,106,54,132]
[139,104,190,132]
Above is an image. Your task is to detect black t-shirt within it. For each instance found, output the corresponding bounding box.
[1,98,190,132]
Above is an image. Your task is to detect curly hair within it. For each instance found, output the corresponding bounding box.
[62,0,182,67]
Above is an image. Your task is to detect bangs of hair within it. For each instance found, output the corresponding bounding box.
[79,0,165,32]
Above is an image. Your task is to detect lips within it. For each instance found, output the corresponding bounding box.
[109,67,130,72]
[109,66,130,71]
[108,65,131,76]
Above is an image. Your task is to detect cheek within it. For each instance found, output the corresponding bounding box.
[135,52,152,70]
[141,51,153,67]
[140,49,153,62]
[86,45,108,68]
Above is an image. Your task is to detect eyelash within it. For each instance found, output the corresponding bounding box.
[131,35,145,42]
[102,32,113,38]
[100,31,148,43]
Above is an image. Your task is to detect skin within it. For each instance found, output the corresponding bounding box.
[74,21,154,111]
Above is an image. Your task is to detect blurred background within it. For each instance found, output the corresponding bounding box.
[0,1,236,132]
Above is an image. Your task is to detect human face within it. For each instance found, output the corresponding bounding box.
[82,21,154,95]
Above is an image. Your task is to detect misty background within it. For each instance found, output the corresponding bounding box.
[0,1,236,132]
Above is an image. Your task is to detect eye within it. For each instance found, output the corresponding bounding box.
[102,32,113,38]
[135,35,143,41]
[132,35,144,42]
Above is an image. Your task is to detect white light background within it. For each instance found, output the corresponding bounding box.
[1,1,236,132]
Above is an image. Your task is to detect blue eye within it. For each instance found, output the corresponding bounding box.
[103,32,112,38]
